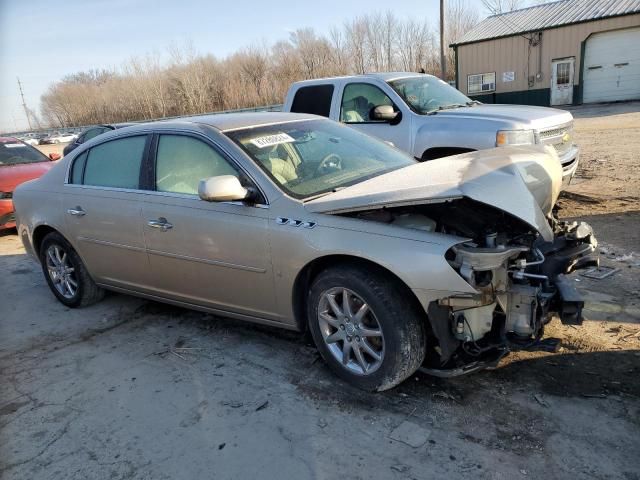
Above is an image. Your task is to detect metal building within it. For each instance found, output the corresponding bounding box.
[451,0,640,106]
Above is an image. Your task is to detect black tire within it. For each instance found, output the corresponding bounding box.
[40,231,104,308]
[307,264,426,391]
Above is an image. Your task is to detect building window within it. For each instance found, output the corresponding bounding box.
[556,62,570,85]
[467,72,496,94]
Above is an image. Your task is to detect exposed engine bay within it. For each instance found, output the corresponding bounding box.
[345,198,599,376]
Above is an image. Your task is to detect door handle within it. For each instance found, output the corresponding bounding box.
[67,207,85,216]
[147,218,173,231]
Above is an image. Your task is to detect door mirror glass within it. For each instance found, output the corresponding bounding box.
[198,175,248,202]
[371,105,398,122]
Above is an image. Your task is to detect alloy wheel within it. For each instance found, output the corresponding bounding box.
[45,244,78,299]
[317,287,385,375]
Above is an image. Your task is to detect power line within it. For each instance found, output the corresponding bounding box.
[16,77,33,130]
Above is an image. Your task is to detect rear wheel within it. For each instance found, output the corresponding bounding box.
[40,232,104,307]
[307,265,426,391]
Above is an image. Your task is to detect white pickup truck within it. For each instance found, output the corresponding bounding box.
[283,72,579,186]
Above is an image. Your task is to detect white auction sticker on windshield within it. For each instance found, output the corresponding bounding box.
[249,133,295,149]
[4,143,27,148]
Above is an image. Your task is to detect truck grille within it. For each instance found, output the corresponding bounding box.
[538,122,574,157]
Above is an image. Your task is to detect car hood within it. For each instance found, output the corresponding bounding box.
[305,146,562,241]
[436,104,573,130]
[0,161,55,192]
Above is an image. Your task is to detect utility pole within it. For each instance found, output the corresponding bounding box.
[17,77,33,131]
[440,0,447,81]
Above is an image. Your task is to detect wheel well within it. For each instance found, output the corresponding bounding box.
[291,255,428,333]
[421,147,475,161]
[32,225,58,257]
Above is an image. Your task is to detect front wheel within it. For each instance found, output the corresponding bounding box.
[40,232,104,307]
[307,265,426,391]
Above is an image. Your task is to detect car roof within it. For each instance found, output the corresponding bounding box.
[0,137,19,143]
[292,72,430,87]
[118,112,320,134]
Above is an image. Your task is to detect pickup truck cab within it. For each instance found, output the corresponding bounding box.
[284,72,579,185]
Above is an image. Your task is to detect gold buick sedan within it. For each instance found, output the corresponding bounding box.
[13,113,598,390]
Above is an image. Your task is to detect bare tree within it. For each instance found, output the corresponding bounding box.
[39,11,467,127]
[482,0,525,14]
[442,0,480,81]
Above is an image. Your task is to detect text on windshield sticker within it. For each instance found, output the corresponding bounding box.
[249,133,295,149]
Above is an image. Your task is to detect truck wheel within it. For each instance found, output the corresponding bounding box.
[40,232,104,308]
[307,265,426,391]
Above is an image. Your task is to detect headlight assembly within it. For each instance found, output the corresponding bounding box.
[495,129,535,147]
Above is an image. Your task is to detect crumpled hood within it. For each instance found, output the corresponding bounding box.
[437,104,573,130]
[305,146,562,241]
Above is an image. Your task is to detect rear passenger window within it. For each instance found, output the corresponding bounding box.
[83,136,146,189]
[290,85,334,117]
[155,135,238,195]
[69,151,87,184]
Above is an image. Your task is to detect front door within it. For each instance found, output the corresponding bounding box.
[140,133,278,320]
[550,58,575,106]
[339,82,411,151]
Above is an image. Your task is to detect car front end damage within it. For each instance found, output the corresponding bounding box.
[424,215,598,376]
[306,145,598,376]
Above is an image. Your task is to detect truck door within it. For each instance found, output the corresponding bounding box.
[338,82,411,152]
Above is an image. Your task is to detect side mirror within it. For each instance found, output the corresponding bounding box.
[370,105,399,122]
[198,175,249,202]
[49,153,61,161]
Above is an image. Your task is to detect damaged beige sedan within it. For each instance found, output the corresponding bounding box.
[14,113,598,391]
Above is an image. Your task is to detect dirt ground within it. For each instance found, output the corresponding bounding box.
[558,101,640,217]
[2,105,639,479]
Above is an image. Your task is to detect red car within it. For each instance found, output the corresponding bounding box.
[0,137,60,230]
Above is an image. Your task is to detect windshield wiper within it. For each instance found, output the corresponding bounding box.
[438,103,467,110]
[466,100,482,106]
[426,103,467,115]
[302,187,347,202]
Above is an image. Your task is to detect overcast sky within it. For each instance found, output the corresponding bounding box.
[0,0,481,132]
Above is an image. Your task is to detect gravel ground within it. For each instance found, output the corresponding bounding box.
[2,104,639,479]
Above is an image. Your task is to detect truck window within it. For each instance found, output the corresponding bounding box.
[290,85,334,117]
[341,83,395,123]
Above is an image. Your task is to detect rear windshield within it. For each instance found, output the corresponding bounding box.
[0,141,48,166]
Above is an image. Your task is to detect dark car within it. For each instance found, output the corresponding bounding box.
[62,123,135,156]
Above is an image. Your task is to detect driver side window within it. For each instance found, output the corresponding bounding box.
[340,83,394,124]
[155,135,238,195]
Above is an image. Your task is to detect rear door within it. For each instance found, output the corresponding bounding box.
[140,133,278,320]
[289,84,335,118]
[63,134,153,290]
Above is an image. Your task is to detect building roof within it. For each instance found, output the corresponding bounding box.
[452,0,640,46]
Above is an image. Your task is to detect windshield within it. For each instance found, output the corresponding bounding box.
[0,140,48,166]
[227,119,415,199]
[388,76,473,114]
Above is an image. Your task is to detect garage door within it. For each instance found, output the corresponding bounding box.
[582,27,640,103]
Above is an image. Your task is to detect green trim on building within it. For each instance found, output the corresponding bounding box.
[469,88,551,106]
[577,39,587,105]
[454,45,459,90]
